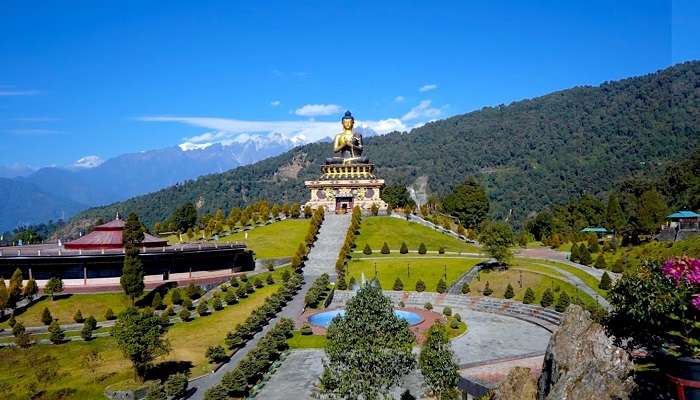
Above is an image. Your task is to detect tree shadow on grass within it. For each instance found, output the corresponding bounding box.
[135,282,178,308]
[145,360,193,381]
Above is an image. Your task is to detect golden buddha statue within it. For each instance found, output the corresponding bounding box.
[327,111,368,164]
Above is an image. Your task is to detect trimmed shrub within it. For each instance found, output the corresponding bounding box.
[300,323,313,335]
[461,283,470,294]
[41,307,53,325]
[594,254,607,269]
[450,318,460,329]
[442,306,452,316]
[211,296,223,311]
[183,298,193,310]
[179,309,191,321]
[555,291,571,312]
[418,243,427,254]
[254,278,264,288]
[454,313,462,322]
[612,257,625,273]
[104,308,115,320]
[266,274,275,285]
[415,279,426,292]
[245,282,255,294]
[482,282,493,296]
[438,247,445,254]
[73,309,84,323]
[436,278,447,293]
[393,277,404,291]
[523,287,535,304]
[281,270,291,282]
[504,283,515,299]
[424,302,433,310]
[336,275,348,290]
[363,244,372,255]
[165,306,175,316]
[599,272,612,290]
[240,273,248,282]
[48,320,64,344]
[381,242,390,254]
[229,275,240,287]
[152,292,163,310]
[400,242,409,254]
[224,291,238,305]
[570,243,580,263]
[398,300,405,308]
[197,301,209,316]
[171,288,183,305]
[540,288,554,308]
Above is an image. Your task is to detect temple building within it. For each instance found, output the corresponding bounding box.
[64,217,167,250]
[305,111,389,213]
[656,210,700,241]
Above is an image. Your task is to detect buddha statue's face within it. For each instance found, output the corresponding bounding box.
[342,117,354,131]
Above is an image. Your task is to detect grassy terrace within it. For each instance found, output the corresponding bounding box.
[469,269,598,308]
[345,257,484,291]
[515,258,608,297]
[1,292,132,329]
[0,268,288,399]
[354,217,480,254]
[219,218,310,258]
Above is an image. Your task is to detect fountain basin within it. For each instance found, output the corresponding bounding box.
[308,308,424,328]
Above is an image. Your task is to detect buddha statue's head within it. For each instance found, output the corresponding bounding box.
[341,110,354,131]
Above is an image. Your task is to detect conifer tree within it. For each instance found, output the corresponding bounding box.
[400,242,408,254]
[540,288,554,308]
[482,281,493,296]
[415,279,426,292]
[381,242,390,254]
[0,279,9,317]
[23,278,38,301]
[48,320,64,343]
[555,291,570,312]
[523,287,535,304]
[418,243,427,255]
[393,277,404,291]
[504,283,515,299]
[436,278,447,294]
[612,257,625,273]
[570,243,579,263]
[594,254,607,269]
[461,283,470,294]
[74,309,84,323]
[419,322,460,400]
[599,271,612,290]
[578,246,593,265]
[44,277,64,301]
[41,307,53,325]
[363,243,372,255]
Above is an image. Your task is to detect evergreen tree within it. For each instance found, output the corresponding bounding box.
[504,283,515,299]
[415,279,426,292]
[594,254,607,269]
[482,281,493,296]
[113,307,171,380]
[81,319,94,341]
[381,242,390,254]
[400,241,408,254]
[478,220,514,264]
[48,320,64,343]
[606,194,627,234]
[540,288,554,308]
[578,246,593,265]
[197,301,209,316]
[461,283,470,294]
[436,278,447,294]
[105,308,116,320]
[320,283,416,399]
[23,278,38,301]
[363,243,372,255]
[555,291,571,312]
[0,279,9,317]
[121,248,145,305]
[589,241,600,254]
[165,373,189,399]
[418,242,427,254]
[419,322,460,400]
[523,287,535,304]
[336,275,348,290]
[144,383,167,400]
[570,243,580,263]
[599,272,612,290]
[636,190,668,235]
[612,257,625,273]
[43,277,63,301]
[41,307,53,325]
[220,368,247,397]
[393,277,404,291]
[152,292,163,309]
[8,268,24,307]
[73,309,84,323]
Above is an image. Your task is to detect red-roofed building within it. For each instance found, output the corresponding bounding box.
[64,218,167,250]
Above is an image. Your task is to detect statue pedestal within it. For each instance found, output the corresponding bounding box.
[304,163,388,214]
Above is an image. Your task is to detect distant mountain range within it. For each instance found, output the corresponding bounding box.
[0,133,308,231]
[66,61,699,231]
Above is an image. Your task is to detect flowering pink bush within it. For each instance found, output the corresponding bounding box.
[662,256,700,287]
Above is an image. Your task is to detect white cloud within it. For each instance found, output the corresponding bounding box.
[0,90,40,96]
[73,155,104,168]
[394,96,405,103]
[294,104,342,117]
[419,84,438,93]
[270,100,281,107]
[401,100,442,121]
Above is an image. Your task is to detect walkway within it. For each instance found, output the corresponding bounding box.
[186,214,348,399]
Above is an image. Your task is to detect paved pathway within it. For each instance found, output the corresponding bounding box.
[254,349,325,399]
[186,214,348,399]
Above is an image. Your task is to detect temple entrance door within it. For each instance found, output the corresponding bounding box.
[335,196,354,214]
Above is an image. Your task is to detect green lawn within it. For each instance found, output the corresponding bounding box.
[287,331,327,349]
[469,269,597,308]
[0,270,286,399]
[220,219,311,258]
[346,257,484,292]
[355,217,480,254]
[446,318,468,339]
[1,292,133,329]
[515,258,608,297]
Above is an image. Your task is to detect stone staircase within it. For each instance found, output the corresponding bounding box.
[303,213,351,279]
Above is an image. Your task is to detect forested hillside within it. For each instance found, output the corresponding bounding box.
[69,61,700,230]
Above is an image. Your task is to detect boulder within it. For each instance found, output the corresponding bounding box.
[537,305,635,400]
[493,367,537,400]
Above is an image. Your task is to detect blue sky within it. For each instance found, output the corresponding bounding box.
[1,0,698,168]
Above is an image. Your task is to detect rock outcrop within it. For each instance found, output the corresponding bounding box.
[537,305,635,400]
[493,367,538,400]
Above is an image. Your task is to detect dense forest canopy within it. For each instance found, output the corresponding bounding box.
[66,62,700,232]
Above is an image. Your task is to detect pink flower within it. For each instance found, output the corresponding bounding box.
[687,259,700,285]
[662,258,687,285]
[692,295,700,311]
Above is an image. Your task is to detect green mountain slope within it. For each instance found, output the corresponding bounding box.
[72,61,700,228]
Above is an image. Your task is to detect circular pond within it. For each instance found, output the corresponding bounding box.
[308,308,424,328]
